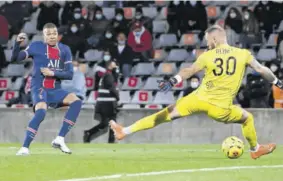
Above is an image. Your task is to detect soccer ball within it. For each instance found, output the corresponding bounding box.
[222,136,244,159]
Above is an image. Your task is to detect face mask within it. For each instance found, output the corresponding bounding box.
[191,82,199,88]
[96,13,102,20]
[105,33,112,39]
[135,14,142,19]
[230,12,236,18]
[134,31,141,36]
[71,26,78,33]
[116,14,123,21]
[190,0,197,6]
[73,67,78,71]
[118,40,125,44]
[270,65,278,72]
[173,0,180,5]
[244,14,249,20]
[104,55,111,61]
[74,13,81,19]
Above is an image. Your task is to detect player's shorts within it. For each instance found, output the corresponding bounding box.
[175,93,243,123]
[31,87,70,108]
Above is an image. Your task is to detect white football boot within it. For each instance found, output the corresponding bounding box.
[16,147,30,156]
[51,136,72,154]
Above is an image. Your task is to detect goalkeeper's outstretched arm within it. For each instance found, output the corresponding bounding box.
[248,58,283,88]
[173,63,203,84]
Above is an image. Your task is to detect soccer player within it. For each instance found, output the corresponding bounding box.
[110,25,282,159]
[12,23,82,155]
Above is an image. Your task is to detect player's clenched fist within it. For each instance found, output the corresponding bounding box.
[16,33,27,47]
[41,68,54,76]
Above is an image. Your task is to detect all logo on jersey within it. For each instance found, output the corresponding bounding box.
[47,45,61,69]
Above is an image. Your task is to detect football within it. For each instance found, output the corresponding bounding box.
[222,136,244,159]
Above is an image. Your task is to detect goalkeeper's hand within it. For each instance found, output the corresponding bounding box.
[274,79,283,89]
[157,77,178,92]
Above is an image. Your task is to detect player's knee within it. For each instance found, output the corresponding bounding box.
[239,111,253,125]
[35,102,47,110]
[64,93,80,105]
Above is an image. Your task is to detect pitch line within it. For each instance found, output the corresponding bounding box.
[57,164,283,181]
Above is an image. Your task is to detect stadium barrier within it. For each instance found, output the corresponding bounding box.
[0,108,282,144]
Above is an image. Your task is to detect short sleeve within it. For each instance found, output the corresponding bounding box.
[244,49,254,64]
[194,52,207,70]
[64,45,72,64]
[24,42,37,58]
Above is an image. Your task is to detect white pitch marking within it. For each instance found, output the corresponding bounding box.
[57,165,283,181]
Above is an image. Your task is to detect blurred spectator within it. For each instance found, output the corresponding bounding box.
[123,1,154,7]
[7,71,32,107]
[183,76,200,96]
[0,1,32,36]
[0,15,9,45]
[111,32,135,78]
[244,71,271,108]
[127,22,152,61]
[271,74,283,108]
[110,8,129,35]
[37,1,61,31]
[61,60,86,100]
[265,60,281,77]
[0,45,6,71]
[240,8,261,48]
[88,6,110,48]
[129,7,153,33]
[94,50,119,90]
[97,28,116,50]
[225,27,240,47]
[167,0,185,37]
[254,1,276,38]
[61,23,88,58]
[183,0,207,37]
[61,1,82,25]
[225,7,243,34]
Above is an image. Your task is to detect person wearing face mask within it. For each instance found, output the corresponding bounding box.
[84,59,119,144]
[110,8,129,35]
[183,76,200,96]
[129,7,152,33]
[240,8,261,48]
[127,22,153,61]
[110,32,135,78]
[97,28,116,50]
[224,8,243,34]
[61,1,82,25]
[61,60,86,101]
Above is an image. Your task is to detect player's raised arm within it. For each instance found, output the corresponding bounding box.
[158,54,205,92]
[52,46,74,80]
[248,58,283,89]
[11,33,30,62]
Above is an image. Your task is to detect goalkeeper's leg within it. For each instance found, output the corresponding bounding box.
[239,109,276,159]
[109,104,181,140]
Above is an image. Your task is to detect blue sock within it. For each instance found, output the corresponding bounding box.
[59,100,82,137]
[23,109,46,148]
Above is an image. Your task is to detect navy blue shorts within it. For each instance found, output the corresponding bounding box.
[31,87,70,108]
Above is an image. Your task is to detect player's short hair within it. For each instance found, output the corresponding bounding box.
[205,25,224,34]
[43,23,57,30]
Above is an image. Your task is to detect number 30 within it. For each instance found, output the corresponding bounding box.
[213,57,236,76]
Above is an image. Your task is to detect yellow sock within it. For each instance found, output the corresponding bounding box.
[241,112,258,149]
[129,108,172,133]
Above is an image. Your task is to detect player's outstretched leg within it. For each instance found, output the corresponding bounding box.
[110,105,175,140]
[52,94,82,154]
[16,103,47,156]
[241,111,276,159]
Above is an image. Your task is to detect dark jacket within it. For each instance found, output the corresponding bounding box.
[97,71,119,102]
[110,44,134,65]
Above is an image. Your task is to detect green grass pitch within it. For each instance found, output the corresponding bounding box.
[0,144,282,181]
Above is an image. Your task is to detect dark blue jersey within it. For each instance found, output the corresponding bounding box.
[13,41,73,89]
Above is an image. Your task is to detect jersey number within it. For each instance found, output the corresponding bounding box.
[212,57,236,76]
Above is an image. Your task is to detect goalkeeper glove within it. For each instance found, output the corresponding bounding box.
[157,77,178,92]
[274,78,283,89]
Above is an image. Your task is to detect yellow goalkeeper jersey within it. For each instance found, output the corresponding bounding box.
[194,44,254,108]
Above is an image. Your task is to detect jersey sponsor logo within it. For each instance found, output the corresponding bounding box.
[47,59,60,69]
